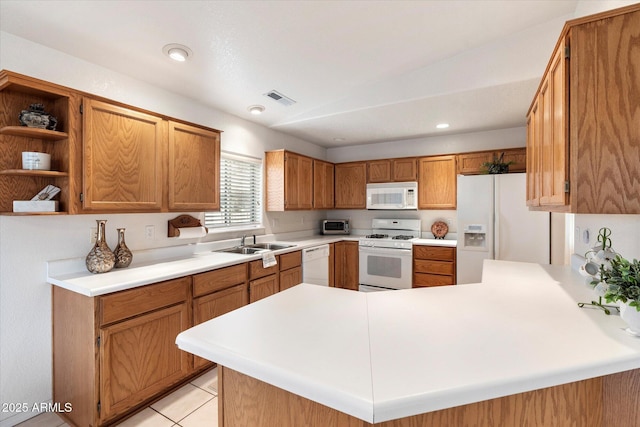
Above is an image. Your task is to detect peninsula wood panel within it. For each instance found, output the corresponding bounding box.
[82,98,164,211]
[218,367,640,427]
[167,121,220,211]
[570,8,640,213]
[335,162,367,209]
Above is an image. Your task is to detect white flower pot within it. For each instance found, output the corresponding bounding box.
[619,301,640,336]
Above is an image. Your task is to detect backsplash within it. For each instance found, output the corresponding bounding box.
[573,214,640,260]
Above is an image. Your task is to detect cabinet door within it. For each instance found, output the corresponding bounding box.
[334,241,359,291]
[501,148,527,173]
[83,98,164,211]
[168,121,220,211]
[457,152,494,175]
[193,284,248,369]
[367,160,391,183]
[313,160,334,209]
[392,158,418,181]
[285,152,313,210]
[99,303,191,422]
[280,266,302,291]
[334,162,367,209]
[540,43,568,207]
[526,102,541,206]
[250,274,279,303]
[418,155,457,209]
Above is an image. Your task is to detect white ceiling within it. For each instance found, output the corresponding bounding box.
[0,0,583,147]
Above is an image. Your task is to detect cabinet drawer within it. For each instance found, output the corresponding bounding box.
[249,259,279,280]
[279,250,302,271]
[413,273,455,287]
[193,263,247,297]
[414,259,454,275]
[414,245,455,261]
[100,277,190,325]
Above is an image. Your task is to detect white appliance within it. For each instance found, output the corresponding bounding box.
[359,219,421,291]
[302,244,330,286]
[366,182,418,210]
[457,173,551,284]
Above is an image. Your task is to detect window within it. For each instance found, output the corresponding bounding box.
[205,152,262,229]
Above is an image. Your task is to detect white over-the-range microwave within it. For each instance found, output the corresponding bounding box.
[366,181,418,210]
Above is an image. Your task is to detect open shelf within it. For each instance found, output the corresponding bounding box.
[0,126,68,140]
[0,169,68,177]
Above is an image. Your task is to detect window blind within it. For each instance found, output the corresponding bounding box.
[205,153,262,229]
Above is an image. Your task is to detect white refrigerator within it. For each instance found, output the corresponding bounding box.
[456,173,550,284]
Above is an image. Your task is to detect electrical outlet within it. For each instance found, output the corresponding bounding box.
[90,227,97,244]
[145,225,155,240]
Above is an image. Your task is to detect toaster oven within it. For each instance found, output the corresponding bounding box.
[322,219,350,235]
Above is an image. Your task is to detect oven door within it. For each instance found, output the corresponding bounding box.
[358,246,413,290]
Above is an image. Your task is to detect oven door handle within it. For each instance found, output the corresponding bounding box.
[358,246,412,256]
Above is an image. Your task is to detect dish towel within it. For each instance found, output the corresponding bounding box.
[262,250,277,268]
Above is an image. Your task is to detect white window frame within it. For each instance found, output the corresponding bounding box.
[204,152,263,230]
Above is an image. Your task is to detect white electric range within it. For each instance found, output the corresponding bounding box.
[358,219,421,292]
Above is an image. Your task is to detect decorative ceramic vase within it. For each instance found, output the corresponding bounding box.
[85,220,115,274]
[114,228,133,268]
[619,301,640,336]
[18,103,58,130]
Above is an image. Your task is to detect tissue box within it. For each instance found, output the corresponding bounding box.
[13,200,59,212]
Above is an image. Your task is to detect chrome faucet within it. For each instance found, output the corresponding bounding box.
[240,235,247,246]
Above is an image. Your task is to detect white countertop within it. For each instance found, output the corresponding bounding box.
[176,260,640,424]
[47,234,454,297]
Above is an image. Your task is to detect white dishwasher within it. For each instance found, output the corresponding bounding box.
[302,244,330,286]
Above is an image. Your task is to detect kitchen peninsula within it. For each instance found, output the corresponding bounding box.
[176,260,640,427]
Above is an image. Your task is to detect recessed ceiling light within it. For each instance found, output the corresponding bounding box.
[248,105,265,115]
[436,123,450,129]
[162,44,193,62]
[333,138,345,142]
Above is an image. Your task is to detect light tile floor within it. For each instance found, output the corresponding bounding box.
[16,367,218,427]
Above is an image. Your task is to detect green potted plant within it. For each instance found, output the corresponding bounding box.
[482,152,513,174]
[597,255,640,335]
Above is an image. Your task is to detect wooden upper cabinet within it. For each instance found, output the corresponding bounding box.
[265,150,313,211]
[368,158,417,182]
[367,159,391,183]
[526,4,640,213]
[392,157,418,181]
[569,6,640,213]
[334,161,367,209]
[82,98,164,211]
[168,121,220,211]
[418,155,457,209]
[457,148,526,175]
[313,159,334,209]
[539,42,568,207]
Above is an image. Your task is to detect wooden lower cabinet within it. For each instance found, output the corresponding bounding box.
[250,274,280,303]
[413,245,456,287]
[279,250,303,291]
[334,241,359,291]
[53,276,196,427]
[193,274,248,369]
[99,303,191,420]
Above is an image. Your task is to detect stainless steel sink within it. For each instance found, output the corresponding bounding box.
[216,243,296,255]
[217,247,266,255]
[246,243,296,250]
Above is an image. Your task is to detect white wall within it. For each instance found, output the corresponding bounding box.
[0,31,327,426]
[573,214,640,261]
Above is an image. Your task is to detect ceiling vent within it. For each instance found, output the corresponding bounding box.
[264,90,296,107]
